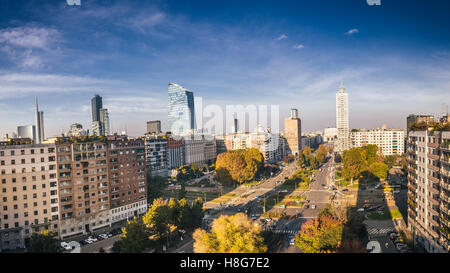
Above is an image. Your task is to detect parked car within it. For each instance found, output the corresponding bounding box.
[61,242,72,251]
[290,238,295,245]
[357,208,365,212]
[342,189,348,192]
[99,233,108,239]
[395,243,408,251]
[88,236,98,242]
[389,233,399,241]
[304,204,310,209]
[311,205,316,209]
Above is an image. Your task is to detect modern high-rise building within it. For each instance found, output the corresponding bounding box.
[407,129,450,253]
[17,125,36,143]
[336,83,350,153]
[168,83,195,135]
[146,120,162,134]
[91,94,110,136]
[350,127,405,156]
[35,97,44,144]
[91,94,103,123]
[283,108,302,156]
[100,108,110,136]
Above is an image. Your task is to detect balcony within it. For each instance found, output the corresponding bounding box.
[428,164,440,172]
[408,183,417,192]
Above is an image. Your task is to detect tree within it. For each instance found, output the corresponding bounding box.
[193,213,267,253]
[369,162,389,180]
[28,230,58,253]
[316,144,327,163]
[143,198,171,239]
[178,180,187,200]
[146,171,167,204]
[294,215,343,253]
[215,149,263,185]
[178,198,193,229]
[384,155,397,168]
[112,217,150,253]
[363,144,378,166]
[191,197,204,229]
[342,148,365,185]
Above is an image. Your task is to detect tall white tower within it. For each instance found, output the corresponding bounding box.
[336,83,349,153]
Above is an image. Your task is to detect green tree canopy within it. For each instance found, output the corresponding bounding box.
[112,217,150,253]
[193,213,267,253]
[295,215,343,253]
[28,230,58,253]
[369,162,389,180]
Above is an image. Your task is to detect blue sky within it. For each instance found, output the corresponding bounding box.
[0,0,449,137]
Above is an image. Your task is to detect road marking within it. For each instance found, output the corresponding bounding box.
[366,227,395,235]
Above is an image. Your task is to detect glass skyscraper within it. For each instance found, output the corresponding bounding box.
[168,83,195,135]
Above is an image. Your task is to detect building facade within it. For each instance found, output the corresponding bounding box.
[407,114,434,133]
[146,120,162,134]
[167,135,184,170]
[0,144,59,250]
[336,83,350,153]
[17,125,36,143]
[168,83,196,135]
[407,130,450,253]
[107,135,147,223]
[284,109,302,156]
[143,134,168,177]
[350,127,405,156]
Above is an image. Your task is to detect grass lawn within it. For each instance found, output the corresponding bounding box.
[367,209,403,220]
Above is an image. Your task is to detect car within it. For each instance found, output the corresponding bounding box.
[88,236,98,242]
[342,189,348,192]
[289,238,295,246]
[306,199,310,203]
[60,242,72,251]
[332,187,337,191]
[395,243,408,251]
[389,233,399,240]
[304,204,310,209]
[323,186,329,189]
[265,218,272,222]
[99,233,108,239]
[321,184,325,187]
[84,238,94,244]
[106,232,113,237]
[357,208,365,212]
[311,205,316,209]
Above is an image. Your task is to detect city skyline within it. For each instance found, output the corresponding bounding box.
[0,1,449,137]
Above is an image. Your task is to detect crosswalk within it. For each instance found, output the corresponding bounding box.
[366,227,395,236]
[263,228,298,235]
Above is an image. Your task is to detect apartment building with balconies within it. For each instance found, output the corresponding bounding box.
[0,144,59,250]
[107,135,147,223]
[407,129,450,253]
[55,137,111,239]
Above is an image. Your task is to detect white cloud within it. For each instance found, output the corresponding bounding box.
[0,26,60,49]
[0,72,122,97]
[0,26,61,68]
[293,44,305,49]
[345,28,359,35]
[275,34,287,41]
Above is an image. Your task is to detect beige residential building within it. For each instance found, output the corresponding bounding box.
[407,130,450,253]
[0,144,59,250]
[350,127,405,156]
